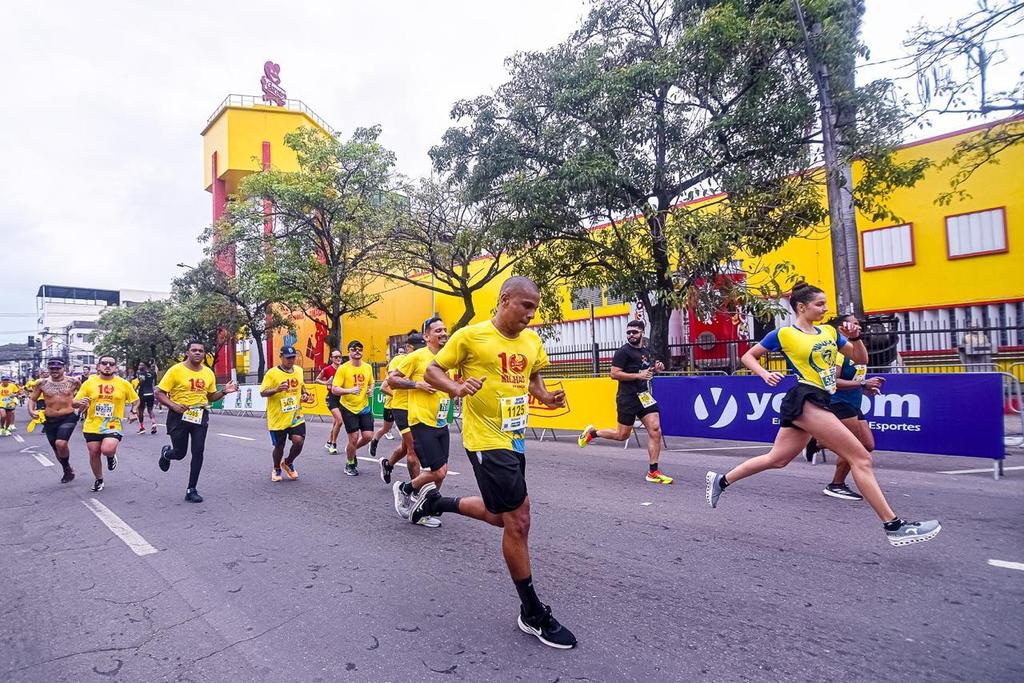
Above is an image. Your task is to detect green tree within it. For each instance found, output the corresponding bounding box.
[168,270,246,370]
[91,300,177,369]
[227,126,404,350]
[371,177,527,331]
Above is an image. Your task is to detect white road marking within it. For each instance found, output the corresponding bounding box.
[667,445,766,452]
[937,466,1024,475]
[988,559,1024,571]
[21,447,54,467]
[82,498,159,557]
[355,456,460,476]
[218,433,256,441]
[640,502,653,507]
[12,434,24,443]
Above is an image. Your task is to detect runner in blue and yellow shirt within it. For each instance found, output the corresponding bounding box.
[73,355,139,492]
[259,345,309,483]
[705,281,941,548]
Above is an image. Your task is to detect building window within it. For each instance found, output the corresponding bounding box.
[569,287,603,310]
[862,223,914,270]
[945,207,1008,259]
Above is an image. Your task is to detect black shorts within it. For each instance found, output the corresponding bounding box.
[616,392,660,426]
[341,408,373,434]
[85,432,122,443]
[411,424,450,471]
[0,405,16,413]
[35,400,46,410]
[326,394,342,412]
[830,402,866,421]
[779,384,832,429]
[382,408,394,423]
[43,412,79,446]
[270,422,307,445]
[140,394,155,410]
[391,408,409,433]
[466,448,527,514]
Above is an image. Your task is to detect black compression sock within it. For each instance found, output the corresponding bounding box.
[433,496,461,515]
[401,482,414,496]
[649,463,659,473]
[719,475,730,490]
[57,458,72,473]
[883,517,903,531]
[513,575,544,617]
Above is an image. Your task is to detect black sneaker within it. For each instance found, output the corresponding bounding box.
[344,461,359,476]
[369,438,379,457]
[379,457,393,484]
[107,454,117,471]
[184,488,204,503]
[159,445,171,472]
[91,479,104,492]
[410,485,440,525]
[60,469,75,484]
[823,483,863,501]
[805,438,820,462]
[517,604,577,649]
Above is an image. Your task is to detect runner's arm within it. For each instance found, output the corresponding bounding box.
[155,387,186,414]
[741,344,785,386]
[424,362,479,397]
[28,385,42,419]
[528,372,566,408]
[207,381,238,402]
[610,365,650,382]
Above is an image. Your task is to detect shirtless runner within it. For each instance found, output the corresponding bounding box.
[29,358,82,484]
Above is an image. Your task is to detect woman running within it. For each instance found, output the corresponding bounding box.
[705,282,941,547]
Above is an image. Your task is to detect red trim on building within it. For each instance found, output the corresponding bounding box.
[944,206,1010,260]
[860,222,916,271]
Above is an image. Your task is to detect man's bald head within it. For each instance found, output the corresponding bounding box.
[499,276,540,299]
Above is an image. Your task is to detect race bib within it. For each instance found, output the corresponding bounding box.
[852,364,867,383]
[280,395,298,413]
[183,407,204,424]
[94,401,115,418]
[499,394,529,432]
[436,397,451,426]
[638,391,657,408]
[819,367,837,394]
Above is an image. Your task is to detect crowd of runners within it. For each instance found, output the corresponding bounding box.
[5,275,943,650]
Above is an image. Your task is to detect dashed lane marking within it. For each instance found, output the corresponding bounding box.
[937,466,1024,475]
[20,447,54,467]
[988,559,1024,571]
[218,433,256,441]
[355,456,460,476]
[82,498,159,556]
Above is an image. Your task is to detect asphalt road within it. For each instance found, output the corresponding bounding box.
[2,407,1022,682]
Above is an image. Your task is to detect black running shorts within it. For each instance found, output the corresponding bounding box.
[341,408,373,434]
[382,408,395,423]
[270,422,307,445]
[411,424,450,471]
[43,412,79,446]
[326,394,342,412]
[830,402,865,421]
[616,392,660,426]
[140,394,155,410]
[391,408,409,434]
[466,448,528,514]
[779,383,832,429]
[85,432,122,443]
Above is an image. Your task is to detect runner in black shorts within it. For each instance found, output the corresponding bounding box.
[134,361,158,435]
[29,359,81,484]
[370,344,408,458]
[380,337,422,485]
[330,340,374,476]
[577,319,672,484]
[316,349,344,454]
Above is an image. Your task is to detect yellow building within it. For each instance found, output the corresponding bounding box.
[202,92,1023,373]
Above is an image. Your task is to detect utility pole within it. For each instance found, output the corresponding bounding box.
[792,0,865,317]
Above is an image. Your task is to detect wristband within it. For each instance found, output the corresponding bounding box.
[847,336,861,342]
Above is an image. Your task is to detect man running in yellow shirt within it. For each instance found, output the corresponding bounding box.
[379,336,422,486]
[0,375,22,436]
[370,342,409,460]
[72,355,139,492]
[155,341,238,503]
[329,340,374,476]
[420,276,576,650]
[259,344,309,482]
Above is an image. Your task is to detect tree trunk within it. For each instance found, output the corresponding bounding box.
[252,328,266,383]
[453,291,476,331]
[647,299,672,368]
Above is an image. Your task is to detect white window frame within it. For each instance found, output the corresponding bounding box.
[945,207,1008,259]
[861,223,915,271]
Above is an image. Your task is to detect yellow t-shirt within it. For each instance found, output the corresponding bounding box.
[259,365,306,431]
[382,354,405,409]
[157,363,218,407]
[434,320,549,453]
[400,347,453,428]
[0,382,22,408]
[74,376,139,434]
[332,361,372,414]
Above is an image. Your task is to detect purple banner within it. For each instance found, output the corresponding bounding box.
[653,373,1005,459]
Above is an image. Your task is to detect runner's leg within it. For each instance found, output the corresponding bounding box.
[86,441,103,480]
[724,427,810,484]
[186,421,209,490]
[286,432,304,466]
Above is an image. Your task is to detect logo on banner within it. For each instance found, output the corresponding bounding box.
[261,61,286,106]
[528,381,570,418]
[693,387,738,428]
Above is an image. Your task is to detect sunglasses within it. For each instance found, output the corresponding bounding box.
[349,347,363,352]
[98,361,116,366]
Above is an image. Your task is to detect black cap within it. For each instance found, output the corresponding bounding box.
[279,345,298,358]
[47,358,65,368]
[407,333,426,349]
[347,340,364,350]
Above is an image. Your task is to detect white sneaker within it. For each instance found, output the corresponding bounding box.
[416,515,442,528]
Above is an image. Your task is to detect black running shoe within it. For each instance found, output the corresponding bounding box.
[60,469,75,484]
[184,488,203,503]
[410,486,440,525]
[805,438,819,462]
[517,604,577,649]
[159,445,171,472]
[369,438,379,457]
[107,454,117,471]
[91,479,104,492]
[823,483,863,501]
[379,457,393,484]
[344,460,359,476]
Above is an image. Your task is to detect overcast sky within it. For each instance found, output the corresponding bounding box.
[1,0,1017,342]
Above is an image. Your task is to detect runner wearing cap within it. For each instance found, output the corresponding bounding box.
[72,355,138,492]
[260,344,309,482]
[329,340,374,476]
[0,375,22,436]
[134,361,158,435]
[380,335,423,487]
[155,340,238,503]
[29,359,82,483]
[316,348,345,454]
